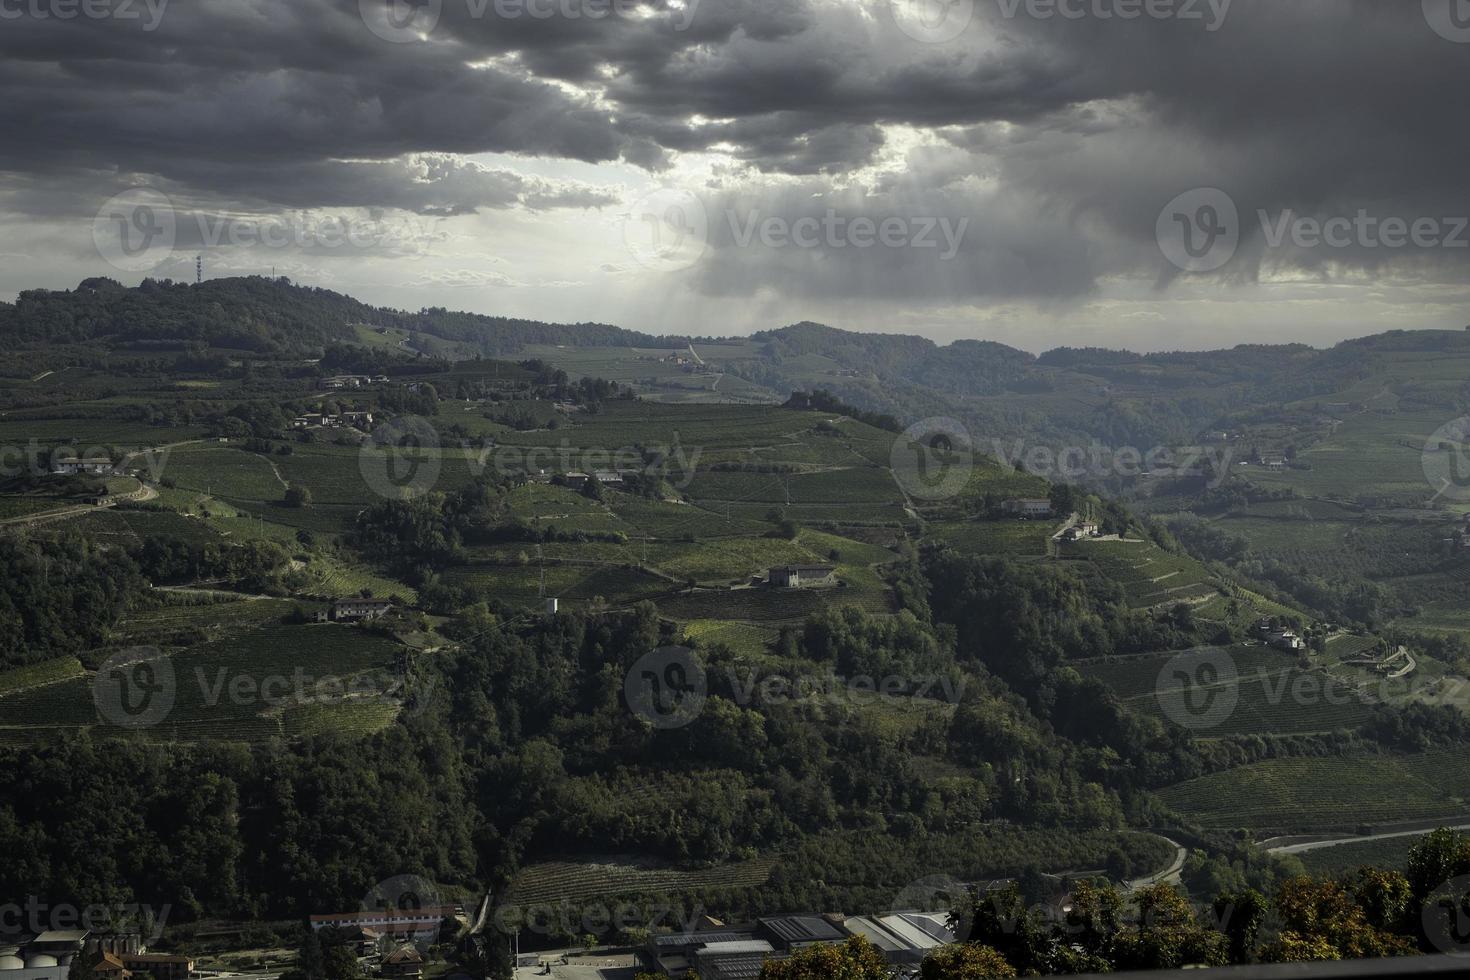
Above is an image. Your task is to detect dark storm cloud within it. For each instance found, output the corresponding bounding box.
[0,0,1466,302]
[689,179,1100,300]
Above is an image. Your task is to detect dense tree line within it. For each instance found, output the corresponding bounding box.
[0,534,144,669]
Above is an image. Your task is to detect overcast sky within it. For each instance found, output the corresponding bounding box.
[1,0,1467,352]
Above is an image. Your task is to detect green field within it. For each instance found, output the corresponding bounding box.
[1064,539,1222,610]
[1243,409,1450,505]
[924,519,1052,557]
[0,624,404,744]
[1078,646,1375,737]
[1295,836,1424,879]
[1159,752,1470,832]
[503,856,777,909]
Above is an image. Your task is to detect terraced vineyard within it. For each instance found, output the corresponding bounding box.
[1078,646,1290,699]
[1078,646,1376,737]
[166,445,285,500]
[503,856,777,909]
[303,556,419,603]
[281,698,401,738]
[684,466,900,506]
[0,624,404,745]
[1296,836,1423,879]
[443,562,669,603]
[658,587,829,624]
[73,508,226,548]
[681,620,780,658]
[610,495,770,538]
[1066,540,1221,609]
[1159,753,1470,832]
[923,519,1052,557]
[113,595,300,645]
[0,657,85,696]
[0,496,72,520]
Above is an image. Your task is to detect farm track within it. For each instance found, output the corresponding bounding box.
[1266,823,1470,856]
[0,481,156,530]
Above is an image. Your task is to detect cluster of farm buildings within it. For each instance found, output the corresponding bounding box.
[306,905,470,980]
[291,410,376,431]
[1254,620,1307,651]
[314,598,395,623]
[637,912,954,980]
[318,374,392,390]
[0,932,192,980]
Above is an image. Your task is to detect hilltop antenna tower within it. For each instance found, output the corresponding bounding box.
[195,255,202,285]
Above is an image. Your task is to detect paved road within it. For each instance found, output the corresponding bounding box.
[1267,823,1470,856]
[1126,837,1188,891]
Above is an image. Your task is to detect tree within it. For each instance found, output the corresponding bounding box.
[300,923,326,979]
[1214,889,1269,964]
[1407,828,1470,903]
[962,883,1053,975]
[68,956,97,980]
[1109,884,1228,971]
[283,484,312,508]
[758,937,889,980]
[1259,877,1415,963]
[321,945,361,980]
[919,944,1016,980]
